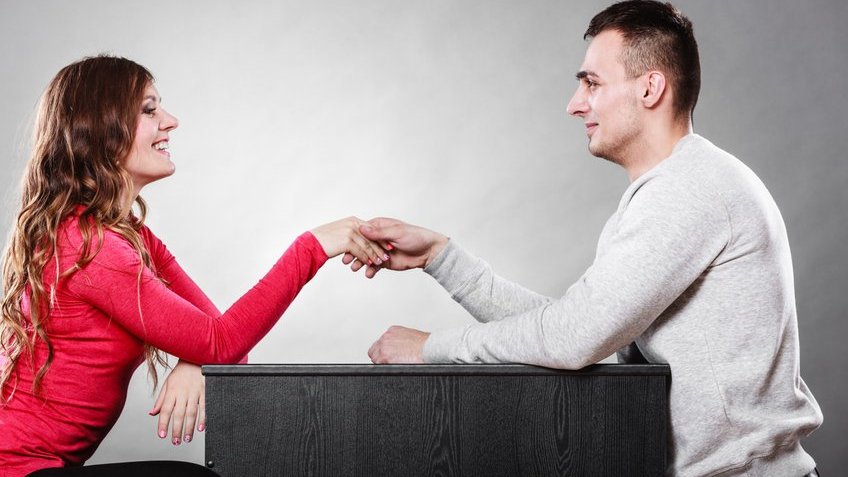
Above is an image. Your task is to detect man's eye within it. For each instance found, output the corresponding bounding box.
[581,78,597,89]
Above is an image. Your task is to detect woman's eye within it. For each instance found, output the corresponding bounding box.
[143,107,157,116]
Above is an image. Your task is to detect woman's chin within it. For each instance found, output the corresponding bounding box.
[157,159,176,178]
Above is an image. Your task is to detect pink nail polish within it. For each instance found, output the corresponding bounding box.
[383,254,389,261]
[368,260,373,266]
[184,435,191,443]
[159,430,166,438]
[173,437,181,446]
[198,424,205,432]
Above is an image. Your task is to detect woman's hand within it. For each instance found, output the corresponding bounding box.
[311,216,390,265]
[150,360,205,446]
[344,217,449,278]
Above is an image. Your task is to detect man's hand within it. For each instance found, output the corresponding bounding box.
[368,326,430,364]
[150,360,205,446]
[343,217,449,278]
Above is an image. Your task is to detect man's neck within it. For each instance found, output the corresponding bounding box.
[624,120,693,182]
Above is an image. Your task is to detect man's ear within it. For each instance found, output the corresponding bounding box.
[641,71,667,109]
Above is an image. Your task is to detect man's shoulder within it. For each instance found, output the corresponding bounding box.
[667,134,745,178]
[619,136,754,223]
[651,134,782,237]
[657,134,767,201]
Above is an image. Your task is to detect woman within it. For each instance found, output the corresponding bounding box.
[0,55,388,476]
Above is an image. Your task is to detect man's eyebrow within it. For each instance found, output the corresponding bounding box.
[575,70,598,80]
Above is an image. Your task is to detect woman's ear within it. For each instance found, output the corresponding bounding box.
[641,71,667,109]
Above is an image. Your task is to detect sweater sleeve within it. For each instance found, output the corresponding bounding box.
[67,231,328,364]
[423,240,553,322]
[422,175,730,368]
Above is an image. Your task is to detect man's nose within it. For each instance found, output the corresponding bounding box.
[566,87,587,117]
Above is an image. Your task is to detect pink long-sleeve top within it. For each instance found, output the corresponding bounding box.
[0,211,327,476]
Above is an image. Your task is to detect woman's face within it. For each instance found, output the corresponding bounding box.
[124,84,179,194]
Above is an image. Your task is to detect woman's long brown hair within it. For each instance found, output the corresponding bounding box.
[1,55,168,401]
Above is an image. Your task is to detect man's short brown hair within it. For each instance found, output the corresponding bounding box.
[585,0,701,121]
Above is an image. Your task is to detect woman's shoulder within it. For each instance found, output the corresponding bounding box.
[136,222,163,248]
[57,213,146,267]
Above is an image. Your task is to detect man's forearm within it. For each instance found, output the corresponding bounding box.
[424,240,553,323]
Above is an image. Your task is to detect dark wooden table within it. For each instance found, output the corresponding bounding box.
[203,364,670,477]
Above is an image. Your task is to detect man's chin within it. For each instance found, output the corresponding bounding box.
[588,142,620,165]
[588,140,605,158]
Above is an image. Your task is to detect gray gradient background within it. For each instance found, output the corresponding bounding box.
[1,0,845,473]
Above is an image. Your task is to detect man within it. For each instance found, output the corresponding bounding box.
[348,1,822,476]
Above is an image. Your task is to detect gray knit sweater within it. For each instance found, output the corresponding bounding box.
[422,134,822,477]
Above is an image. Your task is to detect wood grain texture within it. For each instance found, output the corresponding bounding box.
[205,365,669,477]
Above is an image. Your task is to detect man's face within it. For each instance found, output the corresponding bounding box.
[567,29,643,164]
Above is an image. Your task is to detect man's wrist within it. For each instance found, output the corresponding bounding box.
[424,234,450,268]
[422,326,467,363]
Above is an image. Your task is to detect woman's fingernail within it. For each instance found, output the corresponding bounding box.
[173,437,181,446]
[386,243,394,251]
[159,430,166,438]
[375,258,382,265]
[198,424,205,432]
[184,435,192,443]
[368,260,373,266]
[383,254,389,261]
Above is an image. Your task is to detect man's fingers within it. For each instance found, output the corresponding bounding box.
[366,217,400,229]
[350,260,382,277]
[367,326,427,364]
[350,258,366,272]
[365,265,381,279]
[368,332,394,363]
[360,220,401,243]
[368,340,380,362]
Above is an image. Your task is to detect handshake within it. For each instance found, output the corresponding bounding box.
[312,217,448,278]
[309,217,450,364]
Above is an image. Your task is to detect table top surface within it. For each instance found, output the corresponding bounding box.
[202,363,671,377]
